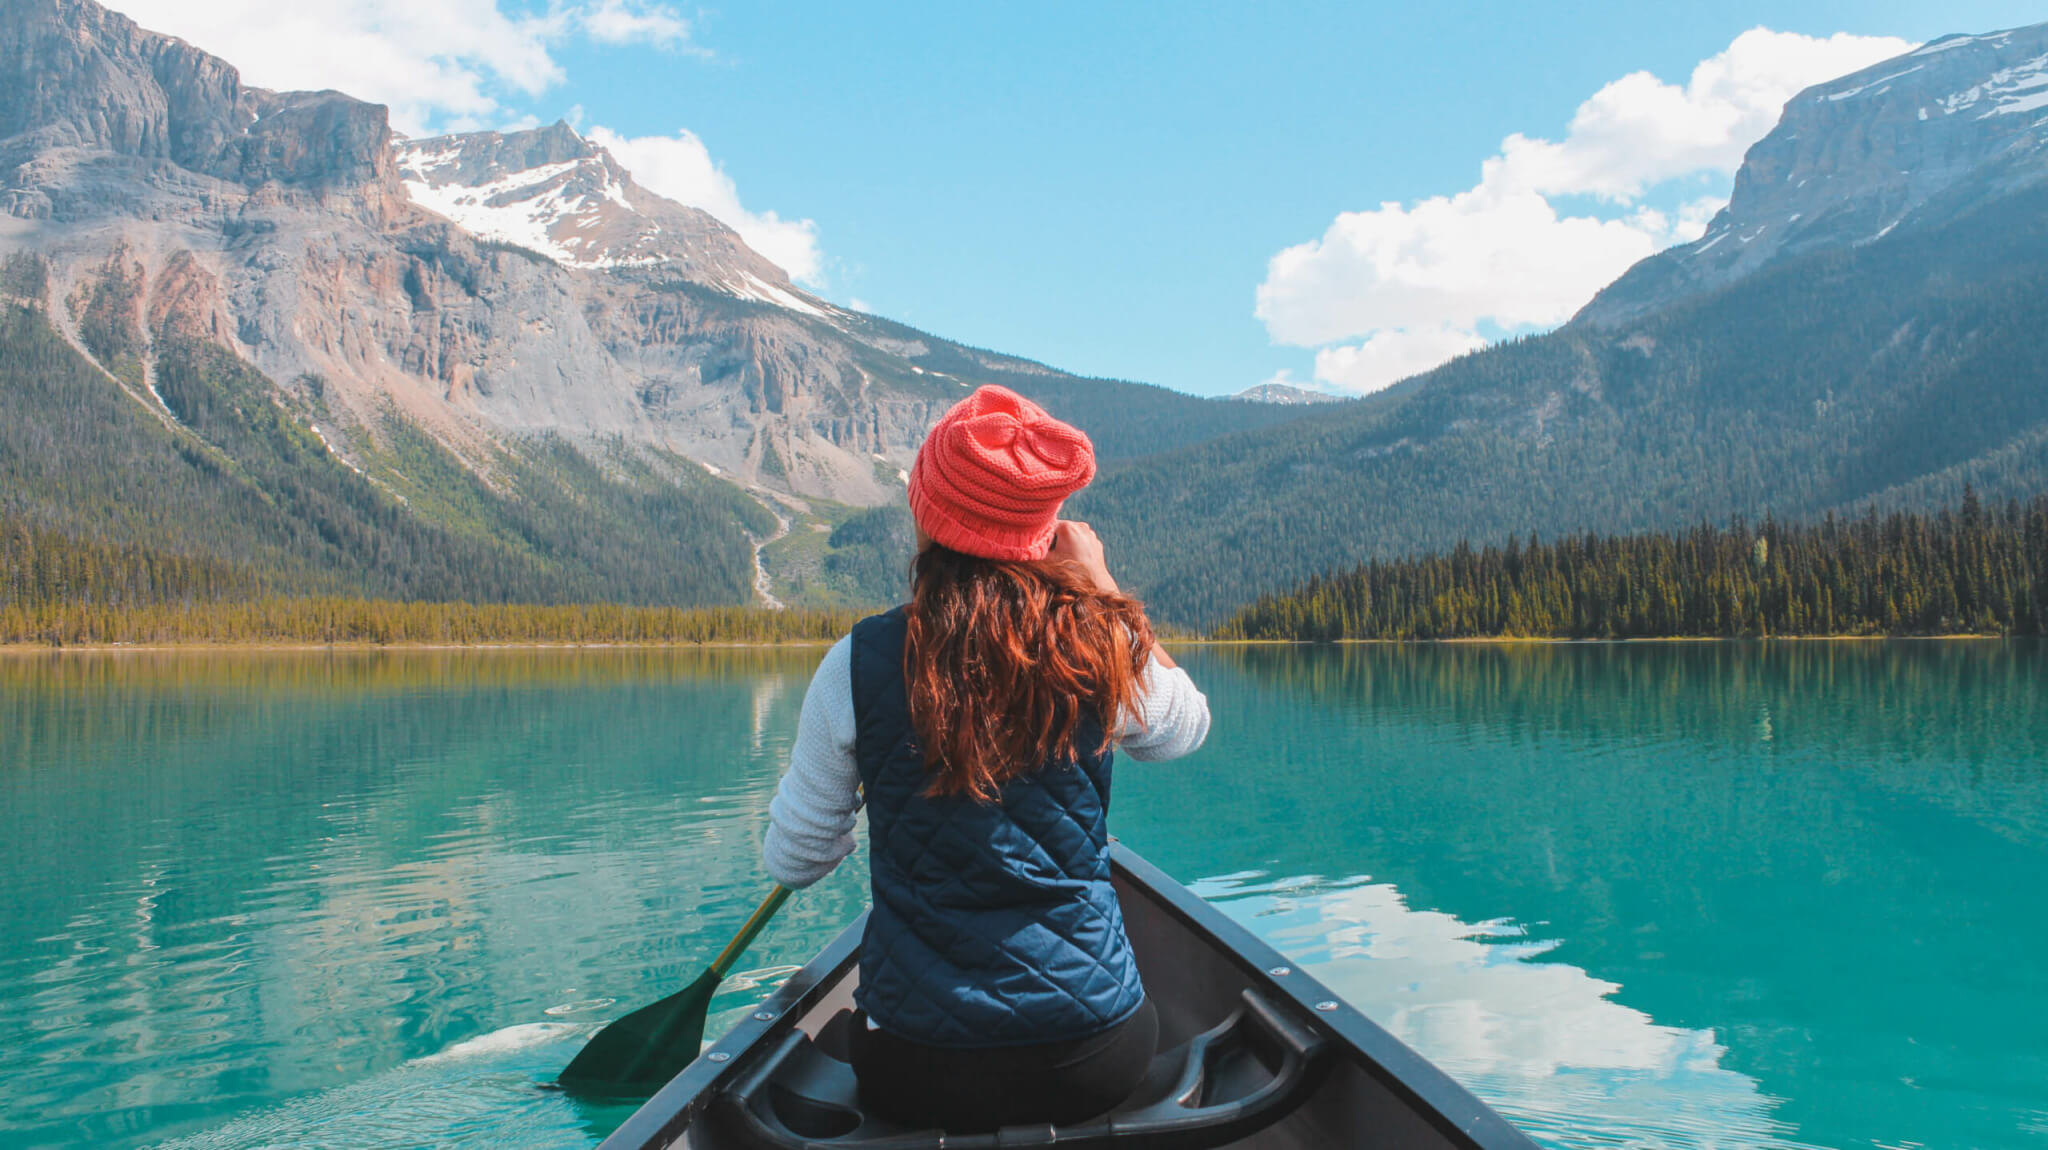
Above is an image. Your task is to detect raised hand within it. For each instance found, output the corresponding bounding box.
[1049,520,1119,595]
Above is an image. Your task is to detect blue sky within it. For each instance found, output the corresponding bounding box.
[126,1,2048,395]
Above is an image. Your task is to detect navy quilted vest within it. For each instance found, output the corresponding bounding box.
[849,608,1146,1048]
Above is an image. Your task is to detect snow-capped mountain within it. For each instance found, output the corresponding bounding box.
[1078,20,2048,623]
[394,123,831,317]
[0,0,1295,554]
[1580,22,2048,326]
[0,0,959,507]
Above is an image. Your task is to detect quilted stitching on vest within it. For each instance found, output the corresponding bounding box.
[849,608,1147,1048]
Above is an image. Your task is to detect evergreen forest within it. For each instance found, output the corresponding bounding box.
[0,507,854,645]
[1,259,772,609]
[1221,489,2048,641]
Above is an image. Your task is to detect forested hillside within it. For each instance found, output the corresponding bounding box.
[0,272,771,607]
[1,512,265,609]
[1078,182,2048,625]
[3,253,1288,621]
[1222,490,2048,640]
[0,507,859,645]
[838,311,1324,463]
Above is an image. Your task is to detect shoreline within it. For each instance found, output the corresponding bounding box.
[0,639,841,654]
[2,633,2014,654]
[1175,633,2010,645]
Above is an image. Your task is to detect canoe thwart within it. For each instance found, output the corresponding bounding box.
[709,988,1331,1149]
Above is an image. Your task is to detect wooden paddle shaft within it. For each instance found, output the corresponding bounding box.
[709,885,792,978]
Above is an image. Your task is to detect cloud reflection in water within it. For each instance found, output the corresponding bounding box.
[1190,872,1824,1150]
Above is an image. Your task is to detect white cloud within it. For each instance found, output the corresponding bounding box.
[580,0,695,50]
[112,0,695,135]
[588,127,825,285]
[1489,29,1914,201]
[1258,27,1912,395]
[1194,874,1812,1143]
[1313,326,1488,395]
[1258,191,1673,350]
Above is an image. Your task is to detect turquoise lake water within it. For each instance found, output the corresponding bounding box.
[3,642,2045,1149]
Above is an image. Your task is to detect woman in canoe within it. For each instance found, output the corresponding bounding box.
[762,384,1211,1133]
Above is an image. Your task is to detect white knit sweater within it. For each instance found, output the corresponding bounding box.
[763,637,1211,888]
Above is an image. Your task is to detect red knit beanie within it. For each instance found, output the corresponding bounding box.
[906,385,1096,561]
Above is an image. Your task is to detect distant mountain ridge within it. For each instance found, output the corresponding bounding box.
[13,0,2041,625]
[1235,383,1347,405]
[1076,22,2048,624]
[1579,24,2048,326]
[0,0,1310,609]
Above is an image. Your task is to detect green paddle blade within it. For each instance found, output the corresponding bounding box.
[558,965,721,1096]
[557,884,792,1097]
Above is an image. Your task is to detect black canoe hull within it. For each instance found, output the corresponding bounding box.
[597,845,1536,1150]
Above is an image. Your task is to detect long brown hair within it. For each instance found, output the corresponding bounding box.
[905,544,1155,801]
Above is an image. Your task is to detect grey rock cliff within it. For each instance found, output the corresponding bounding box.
[0,0,962,508]
[1579,23,2048,327]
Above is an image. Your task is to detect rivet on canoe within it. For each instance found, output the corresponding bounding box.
[706,1051,731,1062]
[753,1011,776,1021]
[1268,966,1291,977]
[1314,1000,1339,1013]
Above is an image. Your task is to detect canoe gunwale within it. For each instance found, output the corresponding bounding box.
[1109,846,1535,1149]
[597,844,1537,1150]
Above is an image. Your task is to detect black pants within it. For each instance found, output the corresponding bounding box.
[849,999,1159,1133]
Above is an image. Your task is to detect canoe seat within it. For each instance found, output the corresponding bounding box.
[709,988,1329,1149]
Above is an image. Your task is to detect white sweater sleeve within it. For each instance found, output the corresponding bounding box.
[763,636,863,889]
[1116,652,1211,762]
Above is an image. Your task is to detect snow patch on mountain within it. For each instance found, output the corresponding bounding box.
[396,140,660,269]
[393,123,845,329]
[719,271,830,318]
[1828,65,1926,101]
[1939,51,2048,116]
[1912,31,2010,57]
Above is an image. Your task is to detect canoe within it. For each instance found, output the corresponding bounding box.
[597,844,1537,1149]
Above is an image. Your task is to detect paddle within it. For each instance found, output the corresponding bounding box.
[558,883,793,1096]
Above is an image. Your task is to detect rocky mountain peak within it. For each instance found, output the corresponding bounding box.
[0,0,240,169]
[0,0,400,219]
[1234,382,1344,405]
[235,89,397,193]
[396,120,598,187]
[394,122,824,312]
[1578,21,2048,326]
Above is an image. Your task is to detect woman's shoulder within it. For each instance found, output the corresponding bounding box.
[850,605,909,638]
[841,608,910,673]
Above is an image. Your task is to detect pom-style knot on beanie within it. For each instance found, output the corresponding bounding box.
[906,385,1097,561]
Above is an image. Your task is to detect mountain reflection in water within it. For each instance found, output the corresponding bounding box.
[1,642,2043,1149]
